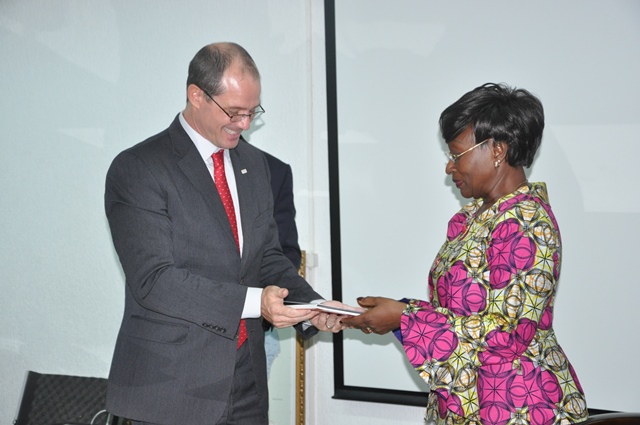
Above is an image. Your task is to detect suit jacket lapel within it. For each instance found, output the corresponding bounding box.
[230,145,257,274]
[169,117,239,251]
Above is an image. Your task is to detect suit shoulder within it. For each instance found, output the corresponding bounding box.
[242,141,291,173]
[263,152,290,173]
[111,117,187,166]
[236,138,263,156]
[234,138,270,167]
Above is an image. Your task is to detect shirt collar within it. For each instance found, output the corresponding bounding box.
[179,112,223,162]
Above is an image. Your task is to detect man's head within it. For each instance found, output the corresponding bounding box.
[184,42,262,149]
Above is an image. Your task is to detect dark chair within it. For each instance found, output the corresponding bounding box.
[14,371,120,425]
[584,412,640,424]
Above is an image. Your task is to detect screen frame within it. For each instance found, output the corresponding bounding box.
[325,0,427,406]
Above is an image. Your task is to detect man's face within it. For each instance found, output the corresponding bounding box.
[190,64,261,150]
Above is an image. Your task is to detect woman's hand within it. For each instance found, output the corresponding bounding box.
[341,296,407,335]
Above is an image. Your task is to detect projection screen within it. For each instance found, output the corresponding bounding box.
[328,0,640,413]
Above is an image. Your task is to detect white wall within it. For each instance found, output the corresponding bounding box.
[0,0,337,422]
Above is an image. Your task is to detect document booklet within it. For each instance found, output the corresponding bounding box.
[284,300,362,316]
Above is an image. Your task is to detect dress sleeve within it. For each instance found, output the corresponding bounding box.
[397,197,560,374]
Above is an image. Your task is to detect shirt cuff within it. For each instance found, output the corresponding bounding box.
[393,298,410,343]
[242,287,263,319]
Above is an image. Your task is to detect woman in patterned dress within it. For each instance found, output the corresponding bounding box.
[342,83,588,425]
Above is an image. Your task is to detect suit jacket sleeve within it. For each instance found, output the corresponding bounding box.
[245,150,322,338]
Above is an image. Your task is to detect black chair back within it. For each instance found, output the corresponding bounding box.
[15,371,117,425]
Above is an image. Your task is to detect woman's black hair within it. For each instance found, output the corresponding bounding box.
[439,82,544,167]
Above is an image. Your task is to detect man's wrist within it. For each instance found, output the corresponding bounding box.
[242,287,263,318]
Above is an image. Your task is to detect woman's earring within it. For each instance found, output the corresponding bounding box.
[494,159,501,168]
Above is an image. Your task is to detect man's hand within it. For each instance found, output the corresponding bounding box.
[309,300,364,333]
[261,285,319,328]
[341,296,406,334]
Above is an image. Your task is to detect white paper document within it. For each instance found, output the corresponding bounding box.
[284,301,362,316]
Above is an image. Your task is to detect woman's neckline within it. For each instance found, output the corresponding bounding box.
[474,180,529,217]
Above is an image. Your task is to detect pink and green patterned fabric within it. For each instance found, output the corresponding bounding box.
[398,182,587,425]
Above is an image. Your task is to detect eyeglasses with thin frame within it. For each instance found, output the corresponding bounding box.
[199,87,265,122]
[446,138,491,163]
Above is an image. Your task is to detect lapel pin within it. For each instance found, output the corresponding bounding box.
[241,169,247,174]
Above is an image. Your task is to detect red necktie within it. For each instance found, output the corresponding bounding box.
[212,150,247,348]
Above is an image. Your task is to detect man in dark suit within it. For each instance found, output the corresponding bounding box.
[104,42,348,425]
